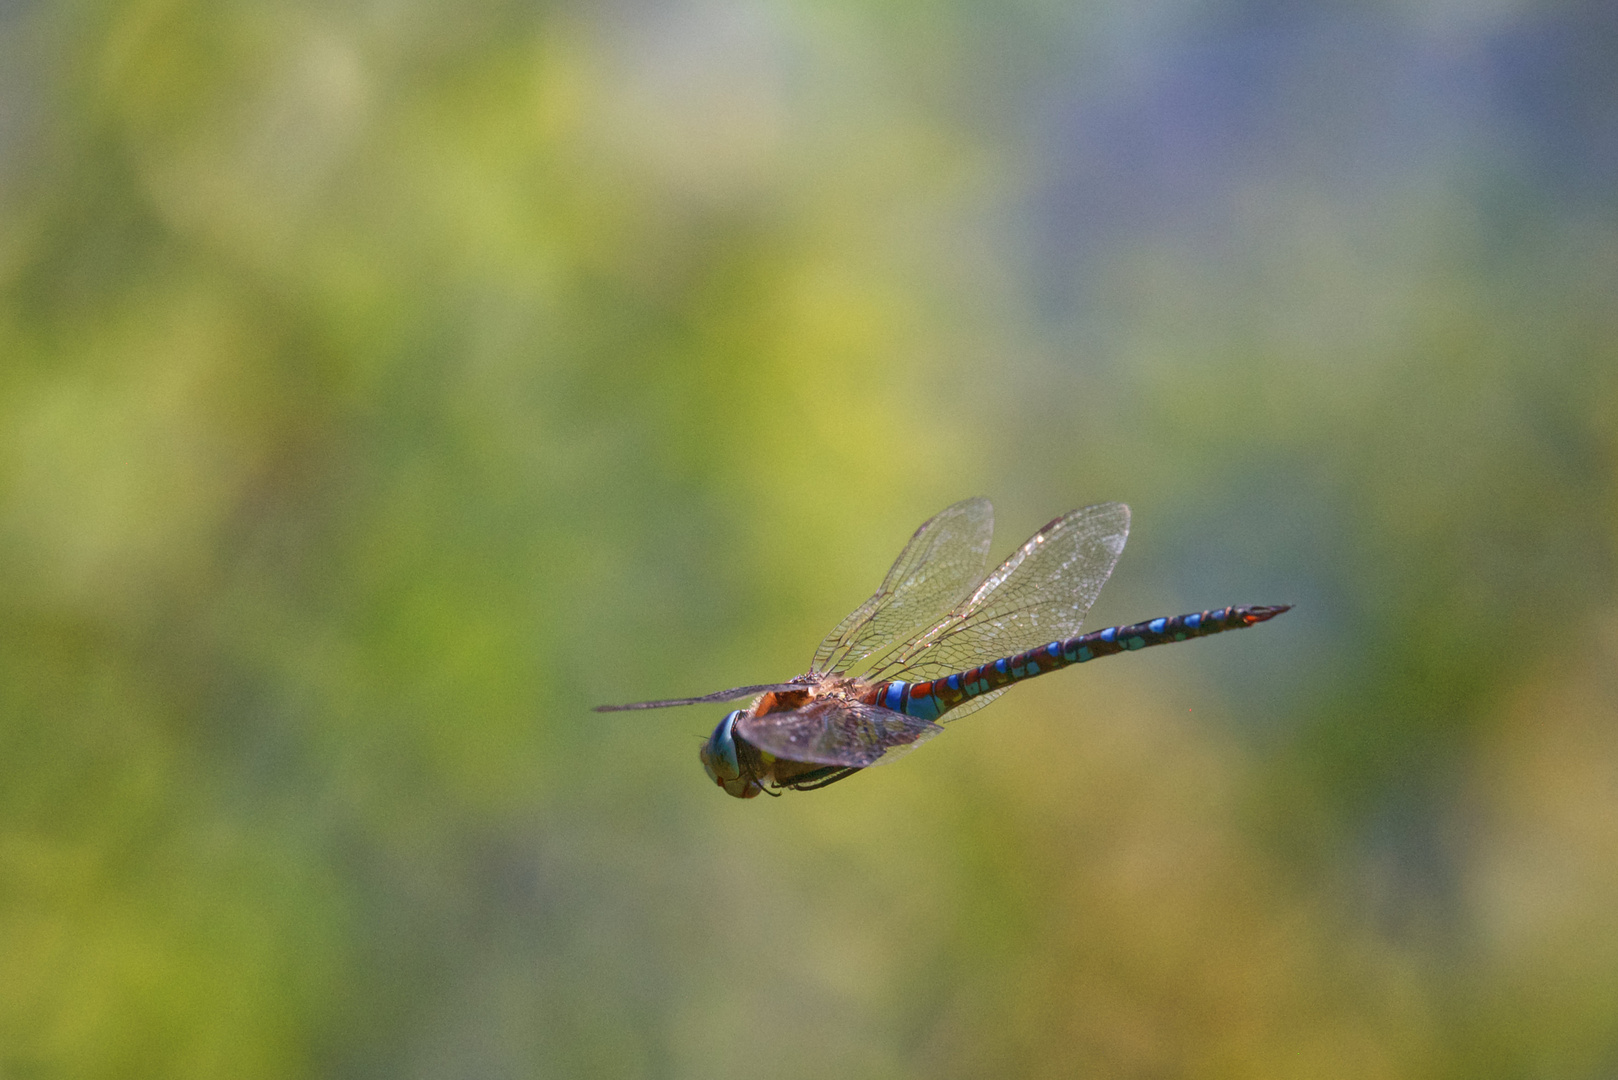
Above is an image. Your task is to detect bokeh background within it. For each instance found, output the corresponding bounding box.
[3,0,1616,1076]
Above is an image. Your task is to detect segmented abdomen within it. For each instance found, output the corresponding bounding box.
[872,605,1290,721]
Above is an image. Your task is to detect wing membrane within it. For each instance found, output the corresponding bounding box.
[737,699,943,768]
[872,502,1131,682]
[593,683,803,712]
[811,498,993,676]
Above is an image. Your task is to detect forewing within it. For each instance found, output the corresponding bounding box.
[737,699,944,768]
[873,502,1131,681]
[592,683,804,712]
[810,498,994,676]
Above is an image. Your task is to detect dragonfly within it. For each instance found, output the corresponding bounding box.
[597,499,1289,798]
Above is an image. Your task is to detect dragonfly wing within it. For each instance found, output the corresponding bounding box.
[874,502,1131,682]
[810,497,994,676]
[925,686,1008,723]
[592,683,805,712]
[737,699,943,768]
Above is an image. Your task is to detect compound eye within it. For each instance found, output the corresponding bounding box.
[701,710,743,781]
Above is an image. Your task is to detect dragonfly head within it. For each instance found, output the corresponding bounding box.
[700,710,761,799]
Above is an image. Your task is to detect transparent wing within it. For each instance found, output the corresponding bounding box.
[811,498,994,676]
[592,683,804,712]
[928,686,1009,724]
[871,502,1131,682]
[737,699,944,768]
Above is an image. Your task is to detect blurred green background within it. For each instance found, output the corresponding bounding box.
[2,0,1616,1076]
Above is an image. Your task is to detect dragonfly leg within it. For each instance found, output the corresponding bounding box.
[784,767,862,792]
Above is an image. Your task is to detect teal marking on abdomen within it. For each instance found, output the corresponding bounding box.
[906,694,942,721]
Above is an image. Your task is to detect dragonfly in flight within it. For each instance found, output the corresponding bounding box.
[597,499,1289,798]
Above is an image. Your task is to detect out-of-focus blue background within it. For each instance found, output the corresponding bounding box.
[2,0,1615,1076]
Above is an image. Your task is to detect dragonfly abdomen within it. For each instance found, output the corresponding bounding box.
[876,605,1290,721]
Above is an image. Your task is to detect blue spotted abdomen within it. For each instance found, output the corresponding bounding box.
[873,605,1290,721]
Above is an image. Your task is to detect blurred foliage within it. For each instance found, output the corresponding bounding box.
[1,0,1616,1076]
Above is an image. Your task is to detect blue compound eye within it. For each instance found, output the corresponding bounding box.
[700,710,743,782]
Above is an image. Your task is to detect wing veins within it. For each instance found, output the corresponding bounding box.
[868,502,1131,681]
[809,498,994,677]
[738,699,943,768]
[593,682,804,712]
